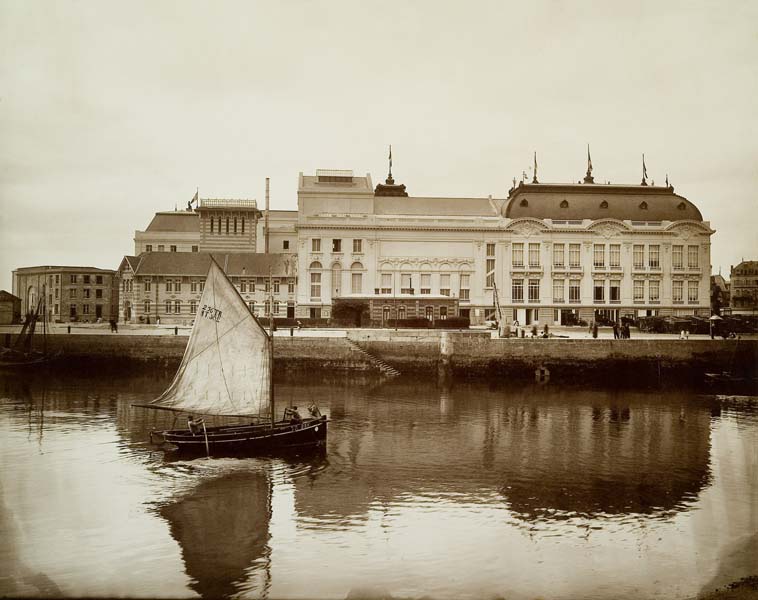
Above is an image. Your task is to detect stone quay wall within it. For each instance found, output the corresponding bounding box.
[4,332,756,385]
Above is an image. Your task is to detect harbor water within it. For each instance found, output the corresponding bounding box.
[1,369,756,599]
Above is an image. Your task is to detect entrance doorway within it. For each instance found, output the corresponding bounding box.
[594,309,618,325]
[286,303,295,318]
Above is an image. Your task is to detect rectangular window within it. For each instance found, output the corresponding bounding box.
[170,245,177,252]
[553,243,565,267]
[673,280,684,303]
[688,245,699,269]
[528,279,540,302]
[54,303,59,314]
[421,273,431,294]
[83,304,90,315]
[283,240,290,250]
[55,288,59,299]
[594,280,605,303]
[199,281,204,292]
[146,244,153,252]
[673,245,683,270]
[528,243,540,267]
[191,280,197,292]
[264,300,270,315]
[165,300,172,313]
[166,279,173,292]
[310,272,321,299]
[649,280,660,302]
[84,275,91,284]
[273,280,280,294]
[400,273,412,294]
[381,273,392,294]
[273,301,280,315]
[634,245,644,269]
[440,274,450,296]
[553,279,564,303]
[226,218,229,234]
[176,280,182,292]
[569,280,580,303]
[353,239,362,253]
[95,289,102,299]
[512,279,524,302]
[83,289,90,299]
[312,238,321,252]
[144,300,151,314]
[158,245,165,252]
[459,274,470,300]
[688,281,699,303]
[485,259,495,287]
[248,301,255,314]
[241,218,245,234]
[351,273,362,294]
[190,301,197,314]
[569,243,581,268]
[512,243,524,267]
[610,280,620,303]
[192,245,198,253]
[174,300,181,313]
[593,244,605,268]
[210,218,215,234]
[332,239,341,252]
[287,280,294,294]
[96,275,103,284]
[649,245,660,269]
[70,275,77,284]
[486,243,496,257]
[234,218,237,234]
[609,244,620,268]
[634,280,644,302]
[55,275,59,284]
[70,289,77,299]
[144,280,151,292]
[240,281,247,293]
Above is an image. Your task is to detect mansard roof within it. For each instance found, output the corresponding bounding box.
[505,182,703,222]
[132,252,297,277]
[145,211,200,233]
[374,196,497,216]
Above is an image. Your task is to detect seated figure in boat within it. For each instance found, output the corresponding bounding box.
[187,415,205,435]
[283,407,303,424]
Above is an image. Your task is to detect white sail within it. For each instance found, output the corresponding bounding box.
[147,260,272,417]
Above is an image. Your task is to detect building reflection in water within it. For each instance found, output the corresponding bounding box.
[290,380,713,525]
[158,470,272,599]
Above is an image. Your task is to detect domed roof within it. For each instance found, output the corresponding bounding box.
[505,183,703,222]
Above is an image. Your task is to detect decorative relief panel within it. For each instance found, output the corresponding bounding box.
[591,223,625,239]
[378,257,473,269]
[509,222,545,237]
[671,225,705,240]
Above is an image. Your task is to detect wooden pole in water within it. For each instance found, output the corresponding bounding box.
[201,420,210,456]
[266,177,275,428]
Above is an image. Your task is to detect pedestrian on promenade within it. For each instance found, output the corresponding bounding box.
[592,322,598,339]
[531,324,538,338]
[589,320,594,336]
[624,324,631,338]
[613,322,619,339]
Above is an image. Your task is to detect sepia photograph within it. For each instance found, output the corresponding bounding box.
[1,1,757,599]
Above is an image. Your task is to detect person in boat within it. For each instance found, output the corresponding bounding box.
[308,404,322,418]
[187,415,204,435]
[283,407,302,424]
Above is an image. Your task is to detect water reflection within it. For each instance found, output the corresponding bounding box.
[158,470,272,599]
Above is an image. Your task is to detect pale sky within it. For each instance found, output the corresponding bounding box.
[1,0,757,291]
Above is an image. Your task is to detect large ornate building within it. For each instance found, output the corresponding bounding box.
[296,165,713,325]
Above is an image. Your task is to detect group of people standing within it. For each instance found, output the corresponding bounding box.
[610,322,631,339]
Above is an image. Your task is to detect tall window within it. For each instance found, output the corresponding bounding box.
[146,244,153,252]
[401,273,412,293]
[165,300,172,313]
[70,289,77,298]
[610,280,620,303]
[649,245,660,269]
[512,279,524,302]
[166,279,173,292]
[350,263,363,294]
[170,245,177,252]
[287,280,294,294]
[192,245,198,252]
[190,301,197,314]
[459,274,470,300]
[70,275,77,284]
[174,300,181,313]
[311,238,321,252]
[210,218,215,234]
[381,273,392,294]
[688,281,699,303]
[158,245,165,252]
[144,300,151,314]
[273,301,280,315]
[553,244,565,267]
[528,279,540,302]
[633,245,644,269]
[241,218,245,234]
[440,274,450,296]
[569,244,581,268]
[332,239,342,252]
[634,280,644,302]
[688,245,699,269]
[486,243,496,287]
[569,280,580,303]
[420,273,431,294]
[673,280,683,303]
[673,245,683,270]
[240,280,247,293]
[528,243,540,267]
[609,244,620,268]
[273,279,280,293]
[175,280,182,292]
[593,244,605,268]
[233,218,237,234]
[593,280,605,303]
[309,262,322,299]
[512,243,524,268]
[553,279,564,303]
[649,280,660,302]
[226,218,229,234]
[353,239,362,253]
[439,306,448,320]
[144,280,151,292]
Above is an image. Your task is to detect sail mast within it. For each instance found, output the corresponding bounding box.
[266,177,275,427]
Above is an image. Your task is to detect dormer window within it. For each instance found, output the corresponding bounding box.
[520,199,529,207]
[677,201,686,210]
[600,200,608,209]
[639,201,648,210]
[560,200,569,208]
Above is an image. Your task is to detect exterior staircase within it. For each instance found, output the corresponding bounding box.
[345,339,401,377]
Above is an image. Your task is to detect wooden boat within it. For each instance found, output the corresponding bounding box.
[134,259,327,455]
[0,297,60,369]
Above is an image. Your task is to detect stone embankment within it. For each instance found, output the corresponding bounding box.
[4,330,756,386]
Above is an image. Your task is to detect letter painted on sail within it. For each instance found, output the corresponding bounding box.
[148,259,272,418]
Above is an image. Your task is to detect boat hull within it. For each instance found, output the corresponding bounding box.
[155,415,328,456]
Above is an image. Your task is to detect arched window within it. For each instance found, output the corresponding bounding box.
[600,200,608,209]
[677,201,686,211]
[331,262,342,298]
[560,199,569,208]
[639,201,648,210]
[520,199,529,207]
[309,262,322,300]
[351,262,363,294]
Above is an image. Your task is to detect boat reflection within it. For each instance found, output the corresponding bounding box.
[158,470,272,599]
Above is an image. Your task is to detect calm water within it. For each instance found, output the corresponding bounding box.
[1,370,756,600]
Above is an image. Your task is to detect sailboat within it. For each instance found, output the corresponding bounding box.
[0,297,59,368]
[134,259,327,455]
